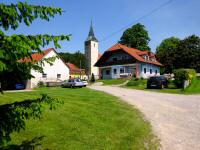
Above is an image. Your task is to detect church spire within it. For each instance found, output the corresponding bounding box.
[86,21,98,42]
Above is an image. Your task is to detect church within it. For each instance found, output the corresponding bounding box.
[84,23,101,79]
[85,24,162,79]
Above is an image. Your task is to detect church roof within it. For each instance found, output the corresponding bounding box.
[86,22,98,42]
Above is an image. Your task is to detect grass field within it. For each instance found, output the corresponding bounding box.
[126,78,200,94]
[97,78,127,85]
[0,87,159,150]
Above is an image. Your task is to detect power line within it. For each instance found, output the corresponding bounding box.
[100,0,174,42]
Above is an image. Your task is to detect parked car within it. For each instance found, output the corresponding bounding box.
[62,78,84,88]
[15,83,25,90]
[147,76,168,89]
[82,80,88,87]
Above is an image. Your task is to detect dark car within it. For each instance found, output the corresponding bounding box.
[147,76,168,89]
[62,78,84,88]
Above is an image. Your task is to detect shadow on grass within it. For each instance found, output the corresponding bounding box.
[0,136,46,150]
[0,94,63,145]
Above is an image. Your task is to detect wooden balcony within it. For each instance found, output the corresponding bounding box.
[97,59,136,67]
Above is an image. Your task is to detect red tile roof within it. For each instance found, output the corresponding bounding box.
[98,43,163,66]
[66,63,85,75]
[98,53,102,60]
[21,48,54,64]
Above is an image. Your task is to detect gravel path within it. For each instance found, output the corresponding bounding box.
[89,85,200,150]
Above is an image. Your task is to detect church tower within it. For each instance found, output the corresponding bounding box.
[85,22,99,78]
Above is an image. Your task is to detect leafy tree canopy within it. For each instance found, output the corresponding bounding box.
[59,51,86,69]
[156,35,200,73]
[119,23,151,51]
[174,35,200,72]
[0,2,71,88]
[156,37,180,73]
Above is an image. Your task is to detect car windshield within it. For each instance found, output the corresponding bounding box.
[150,77,161,80]
[75,78,81,82]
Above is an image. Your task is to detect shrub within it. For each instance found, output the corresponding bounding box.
[173,69,196,88]
[91,73,95,83]
[38,81,45,87]
[127,78,146,87]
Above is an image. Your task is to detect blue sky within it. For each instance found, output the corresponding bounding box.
[2,0,200,53]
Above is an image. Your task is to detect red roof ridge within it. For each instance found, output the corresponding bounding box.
[21,48,55,64]
[104,43,163,66]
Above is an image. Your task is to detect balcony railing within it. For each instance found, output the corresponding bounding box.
[98,59,136,67]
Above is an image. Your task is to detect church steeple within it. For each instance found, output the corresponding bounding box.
[86,21,98,42]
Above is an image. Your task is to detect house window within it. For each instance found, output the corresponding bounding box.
[113,69,117,74]
[112,57,117,61]
[120,68,125,74]
[57,74,61,79]
[42,73,47,78]
[106,70,110,75]
[155,70,158,74]
[150,69,152,74]
[121,56,126,60]
[144,68,146,74]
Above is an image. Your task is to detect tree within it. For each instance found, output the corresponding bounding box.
[156,37,180,73]
[59,51,86,69]
[156,35,200,73]
[90,73,95,82]
[0,2,70,88]
[174,35,200,72]
[0,2,66,144]
[119,23,151,51]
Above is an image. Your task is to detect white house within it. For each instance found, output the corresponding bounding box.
[95,43,163,79]
[25,48,69,88]
[84,23,162,80]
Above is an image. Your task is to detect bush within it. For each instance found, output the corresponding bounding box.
[91,73,95,83]
[173,69,196,88]
[38,81,45,87]
[127,78,147,87]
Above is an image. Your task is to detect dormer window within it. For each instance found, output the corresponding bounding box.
[143,55,149,60]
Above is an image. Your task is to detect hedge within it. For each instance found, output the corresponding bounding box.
[173,69,196,88]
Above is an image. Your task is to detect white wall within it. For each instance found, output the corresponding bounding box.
[140,63,160,78]
[85,41,99,77]
[30,50,69,88]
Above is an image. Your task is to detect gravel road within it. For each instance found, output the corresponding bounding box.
[89,85,200,150]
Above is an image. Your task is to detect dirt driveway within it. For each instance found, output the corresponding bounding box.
[89,85,200,150]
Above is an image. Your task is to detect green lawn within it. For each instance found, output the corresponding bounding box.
[97,78,127,85]
[126,78,200,94]
[0,87,159,150]
[184,78,200,94]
